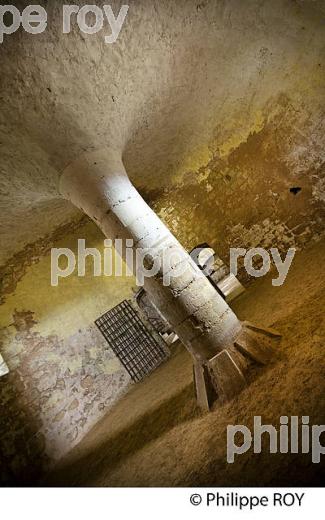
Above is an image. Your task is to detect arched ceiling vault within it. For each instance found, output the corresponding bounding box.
[0,0,324,265]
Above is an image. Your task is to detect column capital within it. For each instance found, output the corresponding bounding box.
[59,148,132,223]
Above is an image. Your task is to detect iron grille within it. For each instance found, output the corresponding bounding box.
[95,300,168,382]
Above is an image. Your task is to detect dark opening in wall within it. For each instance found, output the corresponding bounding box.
[290,187,302,195]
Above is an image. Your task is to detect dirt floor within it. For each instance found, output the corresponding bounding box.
[45,239,325,487]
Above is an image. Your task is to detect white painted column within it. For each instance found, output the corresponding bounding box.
[60,150,259,406]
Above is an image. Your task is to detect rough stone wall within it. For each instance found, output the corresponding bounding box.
[142,94,324,281]
[0,222,134,485]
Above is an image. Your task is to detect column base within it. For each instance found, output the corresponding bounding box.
[193,322,281,411]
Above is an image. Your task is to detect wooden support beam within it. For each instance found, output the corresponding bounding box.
[207,350,246,403]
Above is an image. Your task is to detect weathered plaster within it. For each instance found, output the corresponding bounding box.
[0,222,135,484]
[144,95,325,279]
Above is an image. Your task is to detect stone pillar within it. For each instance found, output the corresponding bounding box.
[60,150,280,410]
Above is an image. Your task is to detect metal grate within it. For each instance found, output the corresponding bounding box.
[95,300,168,382]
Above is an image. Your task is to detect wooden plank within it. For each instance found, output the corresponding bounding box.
[235,328,274,364]
[242,320,282,338]
[193,361,217,411]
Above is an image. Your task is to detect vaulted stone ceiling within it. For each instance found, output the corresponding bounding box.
[0,0,324,265]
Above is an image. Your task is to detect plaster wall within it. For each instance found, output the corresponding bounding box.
[0,221,134,484]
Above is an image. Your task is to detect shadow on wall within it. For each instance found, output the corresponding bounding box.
[0,368,50,485]
[0,311,50,485]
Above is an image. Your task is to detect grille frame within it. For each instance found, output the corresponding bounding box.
[95,300,169,382]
